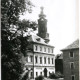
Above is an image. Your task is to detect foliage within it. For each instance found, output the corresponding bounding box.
[49,72,64,79]
[18,19,37,31]
[1,0,34,26]
[35,75,44,80]
[21,72,28,80]
[1,32,24,80]
[56,53,63,59]
[1,0,37,80]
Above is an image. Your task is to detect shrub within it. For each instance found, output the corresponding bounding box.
[55,72,64,78]
[35,75,44,80]
[49,72,64,79]
[49,72,59,79]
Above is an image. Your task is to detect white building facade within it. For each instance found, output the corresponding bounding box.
[24,7,55,78]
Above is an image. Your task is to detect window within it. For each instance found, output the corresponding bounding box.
[44,47,46,52]
[40,57,42,64]
[36,72,38,76]
[70,62,74,69]
[30,56,33,62]
[40,72,42,75]
[31,72,33,76]
[70,52,74,58]
[48,48,50,53]
[52,58,54,64]
[71,75,75,80]
[48,58,50,64]
[35,45,37,51]
[40,46,42,51]
[44,57,46,64]
[35,56,38,63]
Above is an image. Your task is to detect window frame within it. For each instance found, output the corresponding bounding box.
[35,56,38,63]
[30,55,33,62]
[48,58,50,64]
[52,48,53,53]
[44,57,46,64]
[48,48,50,53]
[40,57,42,64]
[36,72,38,76]
[31,72,33,77]
[71,75,75,80]
[35,45,38,51]
[52,58,54,64]
[69,51,74,58]
[40,46,42,51]
[44,47,46,52]
[40,72,42,75]
[70,62,74,69]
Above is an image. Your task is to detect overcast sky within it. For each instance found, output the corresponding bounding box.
[20,0,79,55]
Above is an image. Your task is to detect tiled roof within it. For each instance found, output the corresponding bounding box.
[27,32,54,47]
[61,39,79,51]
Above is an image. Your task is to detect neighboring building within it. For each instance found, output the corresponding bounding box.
[55,54,63,74]
[61,39,79,80]
[24,7,55,78]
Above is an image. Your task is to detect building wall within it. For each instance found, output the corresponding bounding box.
[33,44,54,54]
[34,66,55,78]
[24,43,55,78]
[63,49,79,80]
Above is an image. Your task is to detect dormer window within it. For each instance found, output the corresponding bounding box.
[36,38,40,41]
[69,51,74,58]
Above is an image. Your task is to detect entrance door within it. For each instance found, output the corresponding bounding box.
[44,68,47,77]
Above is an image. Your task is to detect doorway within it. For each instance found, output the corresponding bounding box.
[44,68,47,77]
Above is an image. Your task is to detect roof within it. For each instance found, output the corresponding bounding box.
[56,54,63,59]
[27,32,54,47]
[61,39,79,51]
[58,54,63,59]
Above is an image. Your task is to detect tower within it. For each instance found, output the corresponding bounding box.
[38,7,49,43]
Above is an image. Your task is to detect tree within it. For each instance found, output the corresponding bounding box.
[1,0,37,80]
[1,0,33,26]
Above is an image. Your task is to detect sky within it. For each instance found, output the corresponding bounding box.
[20,0,79,55]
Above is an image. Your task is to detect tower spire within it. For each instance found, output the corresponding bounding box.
[40,7,44,14]
[38,7,49,43]
[39,7,46,18]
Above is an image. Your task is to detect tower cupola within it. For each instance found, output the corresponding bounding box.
[38,7,49,43]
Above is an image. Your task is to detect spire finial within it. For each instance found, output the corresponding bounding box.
[40,7,44,14]
[39,7,46,18]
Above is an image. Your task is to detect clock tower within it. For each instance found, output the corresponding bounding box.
[38,7,49,43]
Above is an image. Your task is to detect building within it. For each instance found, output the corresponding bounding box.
[55,54,63,74]
[23,7,55,78]
[61,39,79,80]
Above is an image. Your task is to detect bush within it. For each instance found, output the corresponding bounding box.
[55,72,64,78]
[49,72,64,79]
[49,72,59,79]
[35,75,44,80]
